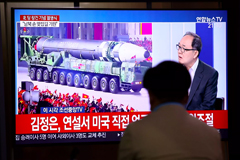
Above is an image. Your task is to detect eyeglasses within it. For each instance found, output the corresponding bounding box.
[176,44,196,53]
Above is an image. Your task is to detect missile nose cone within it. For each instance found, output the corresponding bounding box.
[144,51,150,58]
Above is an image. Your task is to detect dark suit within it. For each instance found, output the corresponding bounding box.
[186,60,218,110]
[118,104,223,160]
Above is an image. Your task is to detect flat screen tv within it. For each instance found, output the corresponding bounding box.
[13,9,228,144]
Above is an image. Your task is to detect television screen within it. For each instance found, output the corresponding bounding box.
[13,9,228,144]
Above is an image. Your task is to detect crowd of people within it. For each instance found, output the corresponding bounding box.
[18,86,136,114]
[129,37,152,53]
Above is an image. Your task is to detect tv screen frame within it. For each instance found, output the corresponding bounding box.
[12,8,228,145]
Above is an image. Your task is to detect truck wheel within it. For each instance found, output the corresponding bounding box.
[52,71,59,84]
[59,72,67,85]
[100,77,109,92]
[36,69,43,81]
[74,73,82,88]
[66,72,74,86]
[92,76,100,91]
[43,69,50,82]
[132,88,142,92]
[83,74,92,89]
[30,67,36,80]
[109,78,119,94]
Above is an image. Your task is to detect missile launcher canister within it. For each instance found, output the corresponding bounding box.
[20,35,152,94]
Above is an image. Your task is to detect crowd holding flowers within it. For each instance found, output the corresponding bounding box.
[18,86,136,114]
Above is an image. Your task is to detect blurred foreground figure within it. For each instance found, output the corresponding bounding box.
[118,61,222,160]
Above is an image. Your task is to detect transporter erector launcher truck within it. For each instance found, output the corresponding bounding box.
[20,35,152,94]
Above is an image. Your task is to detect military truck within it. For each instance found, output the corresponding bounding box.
[19,35,152,94]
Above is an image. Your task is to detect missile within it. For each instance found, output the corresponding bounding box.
[34,37,150,62]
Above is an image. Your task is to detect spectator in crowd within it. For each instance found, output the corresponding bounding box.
[120,107,125,112]
[129,37,152,53]
[105,104,111,112]
[112,105,118,112]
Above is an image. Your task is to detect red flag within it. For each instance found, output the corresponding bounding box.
[72,93,76,98]
[32,102,38,105]
[97,97,102,103]
[23,103,28,108]
[131,55,136,59]
[74,98,79,103]
[90,107,96,113]
[45,89,51,95]
[19,90,26,95]
[66,93,69,97]
[110,99,113,103]
[45,98,52,103]
[54,90,57,94]
[33,85,38,90]
[146,57,152,61]
[82,94,89,99]
[130,107,134,112]
[126,106,129,111]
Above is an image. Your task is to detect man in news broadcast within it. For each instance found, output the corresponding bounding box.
[177,31,218,110]
[118,61,222,160]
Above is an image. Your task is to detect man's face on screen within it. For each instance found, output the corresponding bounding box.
[178,35,198,69]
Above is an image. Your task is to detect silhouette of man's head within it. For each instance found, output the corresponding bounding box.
[143,61,191,111]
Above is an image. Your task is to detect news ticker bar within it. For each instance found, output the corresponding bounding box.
[16,111,228,135]
[15,129,228,144]
[16,131,123,144]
